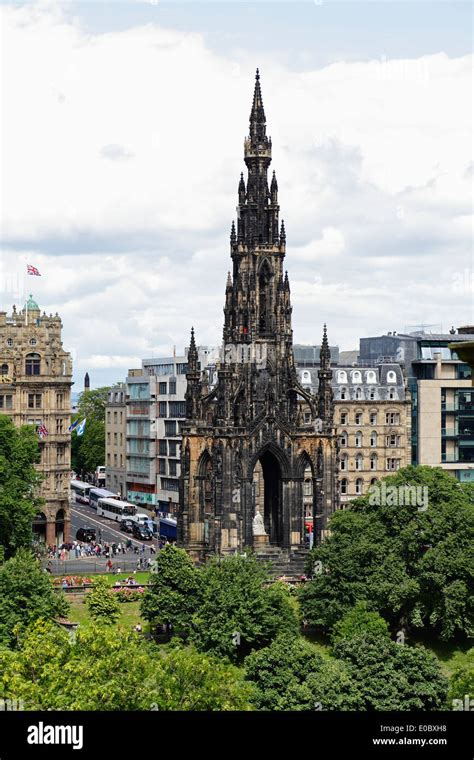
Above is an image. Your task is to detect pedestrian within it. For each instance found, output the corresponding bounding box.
[107,559,113,573]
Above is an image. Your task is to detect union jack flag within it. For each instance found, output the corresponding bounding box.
[27,265,41,276]
[37,423,48,439]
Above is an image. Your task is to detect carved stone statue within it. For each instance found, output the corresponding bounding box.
[252,508,267,536]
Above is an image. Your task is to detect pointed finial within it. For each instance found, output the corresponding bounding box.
[256,68,260,80]
[284,270,290,291]
[226,271,232,289]
[280,219,286,242]
[230,220,236,243]
[320,323,331,368]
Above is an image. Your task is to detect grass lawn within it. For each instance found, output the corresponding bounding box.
[67,596,148,631]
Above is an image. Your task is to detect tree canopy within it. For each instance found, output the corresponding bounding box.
[0,620,252,711]
[0,416,43,560]
[299,466,474,640]
[0,550,68,647]
[190,553,299,661]
[71,386,111,475]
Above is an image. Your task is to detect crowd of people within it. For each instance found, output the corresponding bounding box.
[45,537,176,566]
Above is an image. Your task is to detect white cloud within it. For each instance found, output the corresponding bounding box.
[1,2,472,386]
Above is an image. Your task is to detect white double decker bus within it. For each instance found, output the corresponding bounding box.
[97,497,136,522]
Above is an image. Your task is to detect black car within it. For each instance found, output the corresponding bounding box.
[120,519,135,534]
[76,527,96,543]
[132,523,152,541]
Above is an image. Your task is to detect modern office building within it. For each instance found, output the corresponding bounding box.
[0,296,73,545]
[360,328,473,481]
[110,348,218,514]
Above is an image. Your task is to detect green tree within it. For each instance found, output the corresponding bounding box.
[0,550,68,647]
[71,386,111,475]
[244,634,362,711]
[331,602,390,647]
[140,546,202,638]
[0,416,43,559]
[333,633,448,710]
[85,577,120,624]
[0,620,252,711]
[447,648,474,707]
[300,466,474,640]
[190,554,299,661]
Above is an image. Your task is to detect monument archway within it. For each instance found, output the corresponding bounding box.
[252,449,283,545]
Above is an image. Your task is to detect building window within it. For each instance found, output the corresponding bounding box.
[340,478,348,495]
[355,431,362,447]
[352,370,362,384]
[25,353,41,376]
[355,478,363,496]
[337,371,347,384]
[387,370,397,383]
[0,395,13,410]
[165,420,177,437]
[388,387,397,400]
[6,338,13,347]
[370,431,377,447]
[366,371,376,383]
[56,392,64,409]
[169,459,179,477]
[370,477,378,487]
[56,418,64,434]
[386,434,400,447]
[28,393,42,409]
[169,380,177,395]
[340,411,348,425]
[0,363,8,376]
[355,412,363,425]
[176,364,188,375]
[114,411,118,423]
[369,389,376,400]
[370,453,377,471]
[169,401,186,418]
[386,458,400,471]
[340,387,347,400]
[355,454,363,471]
[355,388,363,400]
[168,440,177,457]
[159,382,167,395]
[29,338,37,347]
[158,459,166,475]
[107,411,111,423]
[158,440,167,456]
[107,432,111,444]
[339,431,348,447]
[386,412,400,425]
[340,454,348,471]
[370,411,377,425]
[159,401,167,418]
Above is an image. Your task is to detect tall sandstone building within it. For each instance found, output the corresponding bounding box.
[0,296,72,545]
[179,72,338,569]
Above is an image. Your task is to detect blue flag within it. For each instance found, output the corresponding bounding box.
[76,418,87,436]
[68,419,79,433]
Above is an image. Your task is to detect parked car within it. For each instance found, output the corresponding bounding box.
[120,519,135,534]
[76,527,96,543]
[132,523,152,541]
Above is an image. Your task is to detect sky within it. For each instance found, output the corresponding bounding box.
[1,0,473,389]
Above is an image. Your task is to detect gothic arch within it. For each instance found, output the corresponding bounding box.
[247,441,291,480]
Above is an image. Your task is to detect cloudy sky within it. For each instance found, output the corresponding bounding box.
[1,0,473,389]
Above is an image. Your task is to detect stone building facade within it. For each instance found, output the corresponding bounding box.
[179,71,338,567]
[0,297,72,544]
[105,383,127,498]
[297,361,411,505]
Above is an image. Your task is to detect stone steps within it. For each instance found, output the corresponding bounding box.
[254,546,309,578]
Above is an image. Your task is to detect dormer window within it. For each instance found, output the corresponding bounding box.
[387,370,397,383]
[351,370,362,384]
[337,371,347,384]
